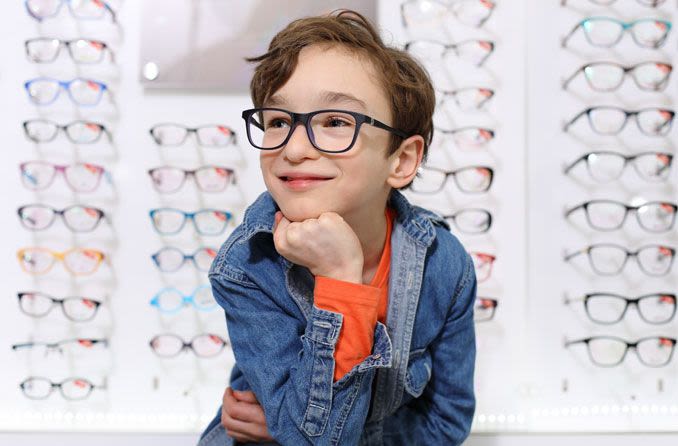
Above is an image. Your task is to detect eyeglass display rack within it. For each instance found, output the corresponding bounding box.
[0,0,676,436]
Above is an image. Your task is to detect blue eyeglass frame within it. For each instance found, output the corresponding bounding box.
[24,0,117,23]
[149,285,217,314]
[149,208,233,236]
[562,17,672,49]
[24,77,108,106]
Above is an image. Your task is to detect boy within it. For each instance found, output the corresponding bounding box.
[199,9,476,446]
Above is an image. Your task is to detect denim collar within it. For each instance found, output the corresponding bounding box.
[240,190,445,247]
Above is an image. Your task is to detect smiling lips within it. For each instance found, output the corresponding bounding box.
[278,172,334,190]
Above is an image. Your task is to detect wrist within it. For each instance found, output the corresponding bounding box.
[315,261,363,284]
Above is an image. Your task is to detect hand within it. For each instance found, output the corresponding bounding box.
[221,387,273,443]
[273,211,364,283]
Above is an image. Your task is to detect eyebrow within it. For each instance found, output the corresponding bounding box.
[265,91,368,111]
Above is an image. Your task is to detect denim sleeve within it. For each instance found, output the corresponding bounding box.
[208,270,392,446]
[382,253,477,446]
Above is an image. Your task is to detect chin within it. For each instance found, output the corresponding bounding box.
[273,195,337,222]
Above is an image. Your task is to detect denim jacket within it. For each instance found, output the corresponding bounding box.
[198,190,476,446]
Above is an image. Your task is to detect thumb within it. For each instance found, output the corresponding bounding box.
[232,389,259,404]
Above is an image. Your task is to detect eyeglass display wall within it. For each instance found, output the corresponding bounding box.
[0,0,675,436]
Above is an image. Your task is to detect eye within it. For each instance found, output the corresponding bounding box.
[323,115,354,128]
[264,117,290,130]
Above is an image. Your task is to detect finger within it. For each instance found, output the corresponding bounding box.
[222,408,269,442]
[232,389,259,404]
[228,397,268,424]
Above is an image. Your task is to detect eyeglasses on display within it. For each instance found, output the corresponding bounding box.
[564,243,675,276]
[12,338,109,358]
[19,376,107,400]
[17,247,105,275]
[564,151,673,183]
[562,61,672,92]
[435,126,495,149]
[149,208,233,236]
[432,208,493,234]
[565,292,676,325]
[150,124,237,147]
[400,0,496,29]
[25,77,108,106]
[150,285,217,314]
[25,37,113,64]
[18,204,107,233]
[17,291,102,321]
[561,0,667,8]
[405,39,495,67]
[242,108,408,153]
[470,251,496,282]
[23,119,110,143]
[565,199,677,232]
[20,161,108,193]
[563,107,674,136]
[149,333,228,358]
[25,0,117,22]
[148,165,236,194]
[151,246,217,272]
[437,87,495,112]
[411,165,494,194]
[565,336,676,367]
[561,17,671,49]
[474,297,498,322]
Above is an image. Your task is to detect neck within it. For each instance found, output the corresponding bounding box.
[343,199,390,284]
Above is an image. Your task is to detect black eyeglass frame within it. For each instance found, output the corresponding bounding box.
[242,107,410,154]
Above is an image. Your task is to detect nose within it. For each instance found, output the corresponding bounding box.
[281,123,320,163]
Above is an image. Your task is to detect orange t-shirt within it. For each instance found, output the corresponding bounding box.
[313,208,394,382]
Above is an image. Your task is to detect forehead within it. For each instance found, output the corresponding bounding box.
[267,44,390,116]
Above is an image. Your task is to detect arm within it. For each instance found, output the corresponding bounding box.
[383,253,477,445]
[210,270,391,445]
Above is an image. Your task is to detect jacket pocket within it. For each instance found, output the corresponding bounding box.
[404,348,432,398]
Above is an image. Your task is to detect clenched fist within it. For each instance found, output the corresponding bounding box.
[272,211,364,284]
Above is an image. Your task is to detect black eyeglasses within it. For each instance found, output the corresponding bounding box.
[432,208,493,234]
[565,199,677,232]
[20,376,107,400]
[23,119,110,144]
[563,107,674,136]
[435,126,495,150]
[17,291,102,322]
[25,37,113,64]
[565,293,677,325]
[564,151,673,183]
[242,108,409,154]
[149,333,229,358]
[562,61,672,92]
[411,165,494,194]
[564,243,675,276]
[12,338,109,357]
[565,336,676,367]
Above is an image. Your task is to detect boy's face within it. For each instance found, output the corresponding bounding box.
[259,44,397,223]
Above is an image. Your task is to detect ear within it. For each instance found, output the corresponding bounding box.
[386,135,425,189]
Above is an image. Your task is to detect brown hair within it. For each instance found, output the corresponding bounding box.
[246,9,435,160]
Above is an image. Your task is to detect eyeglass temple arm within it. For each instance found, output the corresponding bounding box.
[561,66,583,90]
[563,155,585,175]
[368,117,409,139]
[561,21,582,48]
[563,109,587,132]
[563,337,588,348]
[564,203,585,219]
[563,248,586,262]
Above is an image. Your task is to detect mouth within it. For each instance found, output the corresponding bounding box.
[277,173,334,189]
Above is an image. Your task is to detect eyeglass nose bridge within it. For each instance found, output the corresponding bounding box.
[282,111,320,150]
